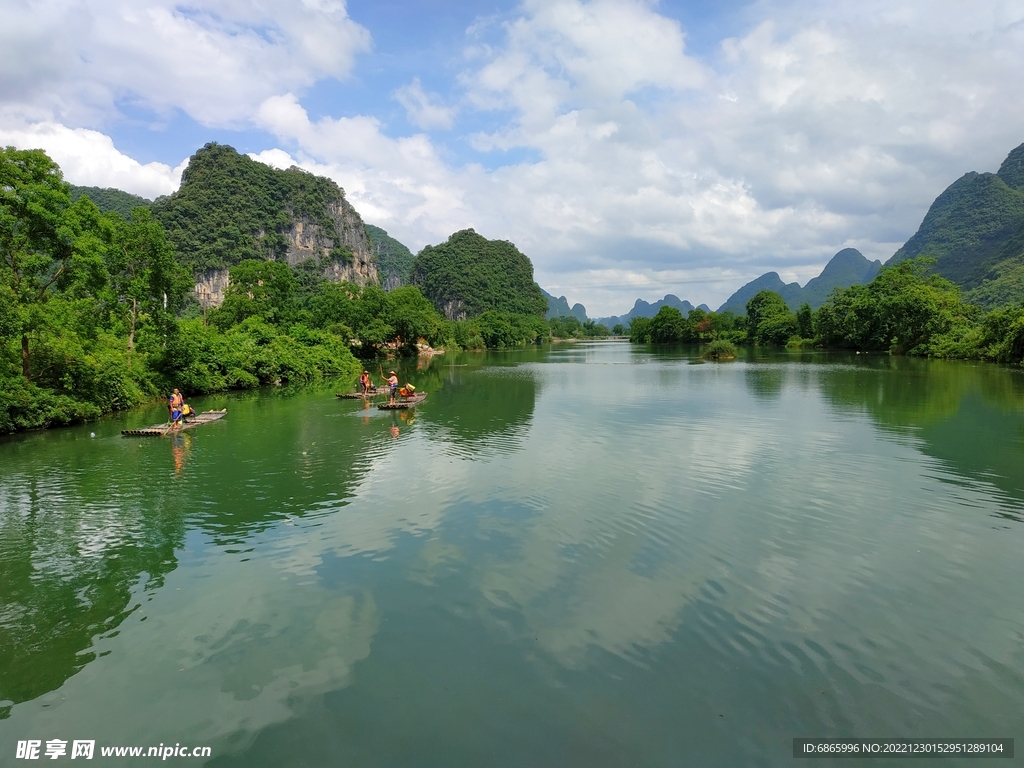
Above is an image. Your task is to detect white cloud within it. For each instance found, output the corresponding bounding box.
[446,0,1024,311]
[252,93,477,243]
[5,0,1024,314]
[0,119,185,199]
[240,0,1024,313]
[0,0,371,127]
[393,78,456,130]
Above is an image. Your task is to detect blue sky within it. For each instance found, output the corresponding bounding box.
[2,0,1023,314]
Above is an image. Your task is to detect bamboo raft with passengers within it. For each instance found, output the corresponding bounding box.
[335,386,390,399]
[122,409,228,436]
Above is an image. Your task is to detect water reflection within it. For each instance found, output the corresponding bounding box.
[171,432,193,477]
[814,356,1024,515]
[416,352,538,460]
[744,364,785,400]
[0,443,186,717]
[0,386,389,716]
[2,347,1024,765]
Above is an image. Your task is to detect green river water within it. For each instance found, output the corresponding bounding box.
[1,341,1023,766]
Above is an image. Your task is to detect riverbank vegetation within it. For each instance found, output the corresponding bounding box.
[1,149,580,433]
[628,258,1024,366]
[0,148,365,434]
[548,315,611,339]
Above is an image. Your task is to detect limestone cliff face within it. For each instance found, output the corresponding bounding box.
[194,199,378,308]
[194,269,231,309]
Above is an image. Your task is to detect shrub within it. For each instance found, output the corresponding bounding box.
[702,339,737,360]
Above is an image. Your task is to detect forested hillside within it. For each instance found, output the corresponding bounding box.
[70,186,152,218]
[151,144,375,291]
[366,225,415,290]
[410,229,548,320]
[888,142,1024,307]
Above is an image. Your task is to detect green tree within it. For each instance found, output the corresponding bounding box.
[688,308,712,342]
[477,311,516,348]
[816,258,975,354]
[104,208,191,360]
[975,304,1024,364]
[0,147,106,380]
[629,316,653,343]
[550,315,583,338]
[745,290,797,345]
[389,285,442,348]
[649,305,685,343]
[211,259,298,329]
[796,302,813,338]
[757,313,800,345]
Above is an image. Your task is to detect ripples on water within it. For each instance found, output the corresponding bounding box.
[1,345,1023,765]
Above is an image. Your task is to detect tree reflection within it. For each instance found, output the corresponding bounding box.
[817,357,1024,516]
[0,456,186,717]
[415,351,538,459]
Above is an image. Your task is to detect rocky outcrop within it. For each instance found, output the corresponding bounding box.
[194,268,231,309]
[282,199,378,285]
[440,298,467,321]
[195,198,378,308]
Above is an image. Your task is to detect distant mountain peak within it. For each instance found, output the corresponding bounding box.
[717,248,878,314]
[595,294,696,328]
[541,287,587,321]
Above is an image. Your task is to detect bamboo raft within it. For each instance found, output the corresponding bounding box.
[377,393,427,410]
[122,409,228,436]
[336,387,389,399]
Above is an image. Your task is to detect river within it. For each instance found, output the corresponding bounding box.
[1,341,1023,766]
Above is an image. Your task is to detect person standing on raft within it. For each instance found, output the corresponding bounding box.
[359,370,372,396]
[168,388,184,427]
[387,371,399,404]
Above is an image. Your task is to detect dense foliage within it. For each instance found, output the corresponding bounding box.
[889,172,1024,289]
[366,225,415,290]
[410,229,548,320]
[745,291,799,346]
[0,148,363,434]
[152,143,353,274]
[627,256,1024,367]
[548,315,609,339]
[306,280,551,350]
[815,260,978,355]
[70,186,153,218]
[629,306,743,344]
